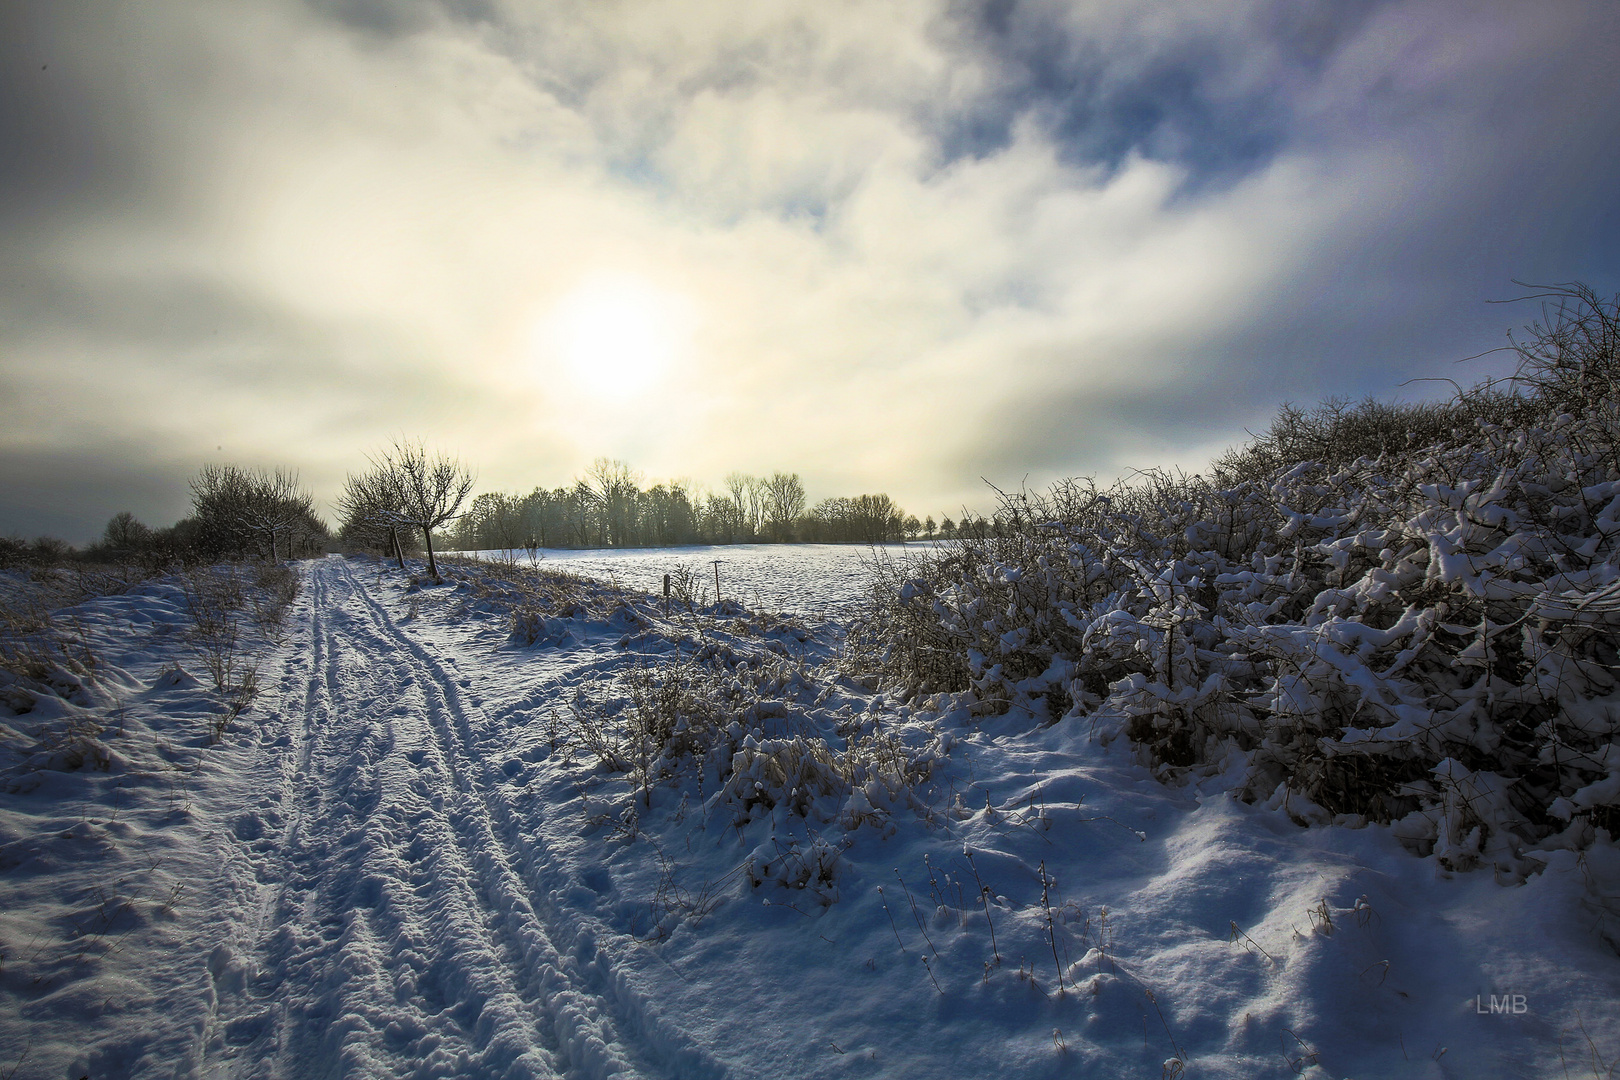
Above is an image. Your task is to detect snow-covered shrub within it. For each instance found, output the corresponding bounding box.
[441,559,884,825]
[0,574,146,785]
[723,736,850,821]
[0,593,99,715]
[508,609,569,647]
[744,834,845,908]
[247,562,301,637]
[0,564,156,714]
[850,284,1620,869]
[718,723,941,832]
[177,562,300,735]
[10,715,117,777]
[439,557,646,630]
[568,640,944,841]
[179,566,250,694]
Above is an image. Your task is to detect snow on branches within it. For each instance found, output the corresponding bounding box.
[850,286,1620,876]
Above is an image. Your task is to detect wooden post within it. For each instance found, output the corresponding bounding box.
[712,560,722,604]
[663,572,671,616]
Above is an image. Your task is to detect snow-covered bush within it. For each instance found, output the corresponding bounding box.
[435,557,644,641]
[177,562,303,735]
[0,598,99,715]
[568,639,943,838]
[0,562,153,718]
[850,283,1620,871]
[0,570,160,783]
[247,562,301,638]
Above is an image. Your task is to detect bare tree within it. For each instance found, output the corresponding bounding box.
[705,491,745,543]
[586,457,641,547]
[373,440,475,579]
[190,463,255,556]
[103,511,151,552]
[240,468,316,561]
[337,466,408,567]
[191,464,317,561]
[762,471,806,542]
[746,476,769,537]
[460,491,527,552]
[567,480,596,547]
[286,505,332,558]
[724,472,752,539]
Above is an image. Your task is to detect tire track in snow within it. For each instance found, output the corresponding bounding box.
[195,558,365,1079]
[182,561,331,1077]
[202,561,562,1079]
[314,582,567,1078]
[331,559,727,1080]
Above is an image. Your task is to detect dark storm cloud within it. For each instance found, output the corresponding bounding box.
[0,445,196,544]
[304,0,498,38]
[963,304,1520,488]
[935,0,1391,187]
[0,6,142,229]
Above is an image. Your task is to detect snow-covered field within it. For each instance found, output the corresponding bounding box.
[460,543,925,618]
[2,555,1618,1079]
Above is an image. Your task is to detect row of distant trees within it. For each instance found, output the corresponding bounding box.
[4,443,982,571]
[443,458,986,552]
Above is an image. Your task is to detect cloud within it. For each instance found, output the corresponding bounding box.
[1,0,1617,542]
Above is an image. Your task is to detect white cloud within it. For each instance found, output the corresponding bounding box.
[2,0,1616,540]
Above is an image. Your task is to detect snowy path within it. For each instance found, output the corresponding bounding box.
[200,557,715,1080]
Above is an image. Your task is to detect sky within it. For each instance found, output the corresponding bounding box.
[2,0,1618,543]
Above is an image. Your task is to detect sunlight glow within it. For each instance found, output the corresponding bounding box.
[542,274,693,399]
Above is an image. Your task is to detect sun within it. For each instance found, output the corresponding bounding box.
[542,273,691,399]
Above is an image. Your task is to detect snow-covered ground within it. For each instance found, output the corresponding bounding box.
[459,544,927,618]
[2,555,1618,1079]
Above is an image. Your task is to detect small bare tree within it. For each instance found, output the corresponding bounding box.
[763,471,806,542]
[373,440,475,580]
[337,466,408,567]
[103,511,151,552]
[239,469,316,561]
[190,464,317,561]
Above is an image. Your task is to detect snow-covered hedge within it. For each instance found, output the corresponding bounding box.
[849,284,1620,875]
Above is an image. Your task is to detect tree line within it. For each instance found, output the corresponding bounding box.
[4,442,986,572]
[441,457,986,552]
